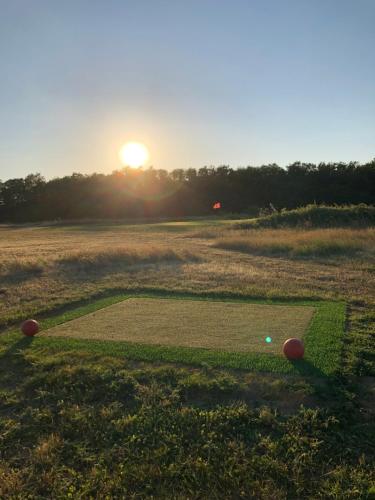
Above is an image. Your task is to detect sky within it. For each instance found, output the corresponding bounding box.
[0,0,374,181]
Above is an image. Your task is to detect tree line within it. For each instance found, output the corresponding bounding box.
[0,160,374,222]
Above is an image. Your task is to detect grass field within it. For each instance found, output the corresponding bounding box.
[0,217,374,498]
[42,297,315,353]
[215,227,375,258]
[32,294,344,376]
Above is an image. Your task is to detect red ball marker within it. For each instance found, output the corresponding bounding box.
[283,338,304,360]
[21,319,39,336]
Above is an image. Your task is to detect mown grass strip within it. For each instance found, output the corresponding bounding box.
[1,292,346,376]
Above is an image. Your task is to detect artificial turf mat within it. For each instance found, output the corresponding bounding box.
[42,298,315,354]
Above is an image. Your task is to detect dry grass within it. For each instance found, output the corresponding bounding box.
[41,297,314,353]
[0,220,374,499]
[0,259,44,282]
[57,246,198,271]
[0,244,197,280]
[214,228,375,258]
[0,222,374,328]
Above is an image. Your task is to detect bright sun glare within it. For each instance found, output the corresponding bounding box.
[119,142,149,168]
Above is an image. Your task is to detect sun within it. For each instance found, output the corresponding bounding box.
[119,142,149,168]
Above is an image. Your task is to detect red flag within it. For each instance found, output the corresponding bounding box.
[213,202,221,209]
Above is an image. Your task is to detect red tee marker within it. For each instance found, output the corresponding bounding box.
[282,338,304,360]
[21,319,39,336]
[213,202,221,209]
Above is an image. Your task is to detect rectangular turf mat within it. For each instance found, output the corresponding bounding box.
[42,298,315,354]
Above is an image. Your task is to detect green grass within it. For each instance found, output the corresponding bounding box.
[0,345,373,499]
[237,204,375,229]
[2,292,346,377]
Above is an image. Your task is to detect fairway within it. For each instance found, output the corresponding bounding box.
[42,298,315,354]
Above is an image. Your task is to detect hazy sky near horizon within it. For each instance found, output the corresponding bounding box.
[1,0,374,181]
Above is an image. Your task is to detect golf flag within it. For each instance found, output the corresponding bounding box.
[213,202,221,209]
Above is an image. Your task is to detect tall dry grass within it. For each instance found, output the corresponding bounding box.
[57,246,198,271]
[0,259,44,281]
[0,246,198,281]
[215,228,375,258]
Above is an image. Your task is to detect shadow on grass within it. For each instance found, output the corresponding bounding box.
[0,335,35,359]
[290,358,328,378]
[0,335,34,371]
[54,259,187,283]
[0,336,36,388]
[0,267,43,285]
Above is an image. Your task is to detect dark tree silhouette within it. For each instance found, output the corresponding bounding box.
[0,160,374,222]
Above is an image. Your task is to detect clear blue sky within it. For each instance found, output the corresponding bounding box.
[1,0,374,180]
